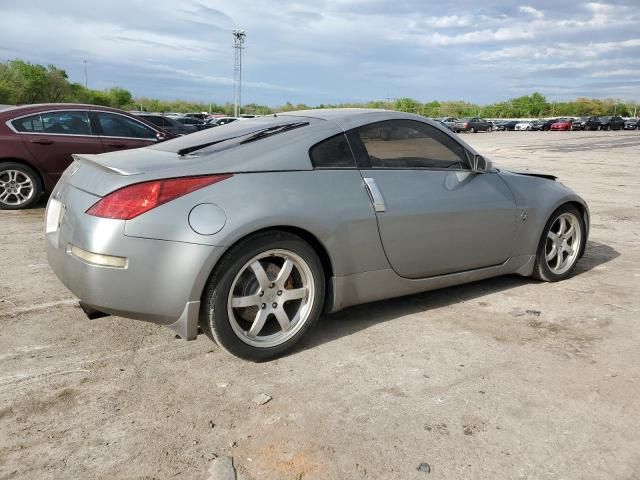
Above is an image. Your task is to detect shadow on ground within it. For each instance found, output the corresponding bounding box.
[296,240,619,353]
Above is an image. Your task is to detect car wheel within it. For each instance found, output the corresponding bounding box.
[532,205,585,282]
[470,127,476,133]
[0,162,43,210]
[200,231,325,361]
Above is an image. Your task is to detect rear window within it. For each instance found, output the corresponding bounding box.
[152,116,311,155]
[309,133,356,169]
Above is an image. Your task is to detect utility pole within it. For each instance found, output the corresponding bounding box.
[83,59,88,88]
[233,29,246,118]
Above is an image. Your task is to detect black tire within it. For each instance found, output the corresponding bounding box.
[470,127,476,133]
[0,162,43,210]
[200,231,326,361]
[532,204,585,282]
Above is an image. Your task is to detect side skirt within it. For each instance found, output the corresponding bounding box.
[327,254,535,313]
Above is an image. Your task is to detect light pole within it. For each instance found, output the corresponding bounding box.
[233,29,246,118]
[83,59,88,89]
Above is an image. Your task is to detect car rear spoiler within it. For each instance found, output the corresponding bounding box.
[72,154,144,176]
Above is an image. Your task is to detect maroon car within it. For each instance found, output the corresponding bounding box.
[0,104,173,209]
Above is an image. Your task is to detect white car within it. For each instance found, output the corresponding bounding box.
[515,122,532,131]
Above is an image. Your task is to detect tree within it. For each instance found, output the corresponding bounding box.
[107,87,132,108]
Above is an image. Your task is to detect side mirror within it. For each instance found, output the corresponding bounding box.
[156,132,167,142]
[472,154,491,172]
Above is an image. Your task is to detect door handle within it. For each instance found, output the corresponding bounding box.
[363,177,386,213]
[30,139,54,145]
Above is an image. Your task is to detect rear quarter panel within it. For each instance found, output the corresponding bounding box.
[123,170,388,277]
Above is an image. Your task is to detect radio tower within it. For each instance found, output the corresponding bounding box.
[233,29,246,118]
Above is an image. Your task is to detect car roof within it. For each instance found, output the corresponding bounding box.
[0,103,131,119]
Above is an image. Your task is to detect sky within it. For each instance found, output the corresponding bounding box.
[1,0,639,106]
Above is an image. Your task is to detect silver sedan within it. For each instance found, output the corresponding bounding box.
[46,109,589,361]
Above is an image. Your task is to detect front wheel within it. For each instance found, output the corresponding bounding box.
[201,231,325,361]
[470,127,476,133]
[533,205,585,282]
[0,162,43,210]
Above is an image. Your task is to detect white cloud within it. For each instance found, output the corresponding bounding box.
[520,6,544,19]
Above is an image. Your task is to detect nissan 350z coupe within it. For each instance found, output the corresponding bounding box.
[46,109,589,361]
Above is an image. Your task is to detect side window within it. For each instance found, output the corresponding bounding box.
[353,120,469,170]
[309,133,356,169]
[12,114,44,133]
[96,112,156,139]
[142,116,165,127]
[40,111,92,135]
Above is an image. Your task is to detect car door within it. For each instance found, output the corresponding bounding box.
[92,111,158,151]
[350,119,517,278]
[12,110,105,186]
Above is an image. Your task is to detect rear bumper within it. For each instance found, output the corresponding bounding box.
[45,184,223,339]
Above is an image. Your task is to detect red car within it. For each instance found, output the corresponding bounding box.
[550,119,573,131]
[0,104,173,209]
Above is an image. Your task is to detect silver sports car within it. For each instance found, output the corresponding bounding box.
[46,109,589,361]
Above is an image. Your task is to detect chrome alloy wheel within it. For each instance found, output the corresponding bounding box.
[227,249,315,348]
[0,169,34,206]
[544,212,582,275]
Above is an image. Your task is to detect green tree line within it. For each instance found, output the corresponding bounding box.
[1,59,638,118]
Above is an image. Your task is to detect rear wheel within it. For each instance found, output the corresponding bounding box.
[470,127,476,133]
[0,162,42,210]
[201,231,325,361]
[533,205,585,282]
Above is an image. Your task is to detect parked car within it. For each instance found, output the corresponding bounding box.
[624,118,639,130]
[583,117,602,131]
[45,109,589,360]
[536,119,560,131]
[515,121,532,131]
[570,118,588,131]
[491,120,509,131]
[550,119,573,131]
[0,103,173,209]
[174,116,209,131]
[206,117,239,127]
[453,117,491,133]
[598,116,625,130]
[440,117,459,130]
[134,113,195,135]
[434,119,455,132]
[184,113,208,121]
[530,120,547,131]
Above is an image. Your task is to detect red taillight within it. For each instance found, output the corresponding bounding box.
[86,174,232,220]
[464,122,469,128]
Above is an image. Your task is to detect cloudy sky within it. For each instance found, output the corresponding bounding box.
[1,0,639,106]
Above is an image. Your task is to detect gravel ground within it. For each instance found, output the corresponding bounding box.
[1,130,639,480]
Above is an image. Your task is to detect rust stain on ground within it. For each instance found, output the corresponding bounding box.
[255,443,326,478]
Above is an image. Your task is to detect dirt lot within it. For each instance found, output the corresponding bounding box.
[1,130,639,480]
